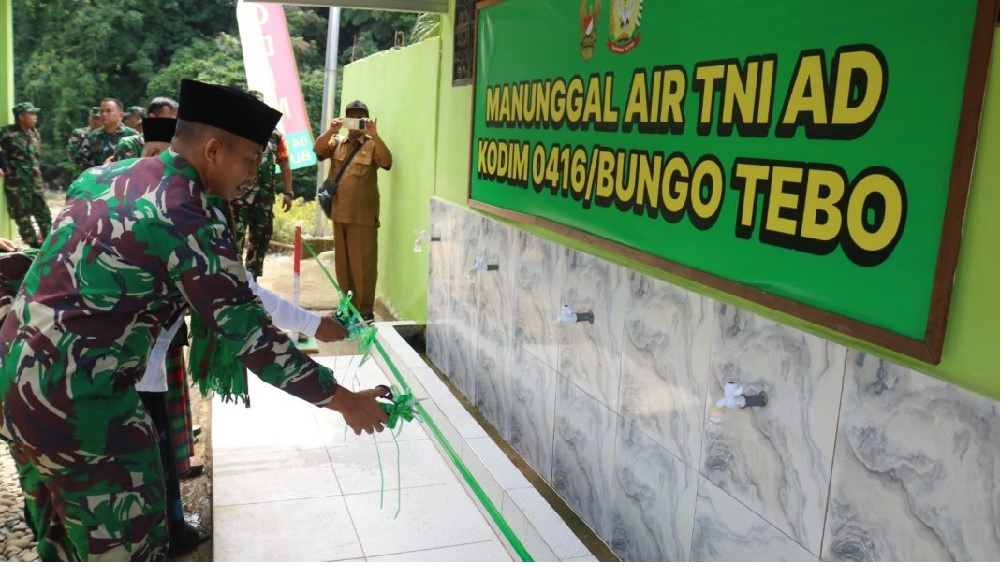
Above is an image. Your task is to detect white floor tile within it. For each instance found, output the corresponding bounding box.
[214,448,341,506]
[367,540,513,562]
[328,439,459,495]
[345,484,497,557]
[212,350,585,563]
[214,496,362,561]
[213,378,328,455]
[505,486,591,560]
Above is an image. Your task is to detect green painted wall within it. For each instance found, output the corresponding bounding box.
[428,0,999,399]
[340,38,440,321]
[0,0,13,239]
[432,3,472,206]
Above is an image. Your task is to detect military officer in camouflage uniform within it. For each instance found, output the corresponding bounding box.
[0,102,51,248]
[66,107,101,172]
[113,96,180,162]
[72,98,138,170]
[125,105,145,132]
[231,129,294,278]
[0,80,388,561]
[230,91,293,279]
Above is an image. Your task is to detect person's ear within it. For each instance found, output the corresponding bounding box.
[204,137,223,165]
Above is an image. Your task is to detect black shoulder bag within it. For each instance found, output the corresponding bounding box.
[317,139,365,218]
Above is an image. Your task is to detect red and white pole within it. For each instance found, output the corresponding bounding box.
[293,224,303,342]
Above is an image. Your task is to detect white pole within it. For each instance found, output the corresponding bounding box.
[314,7,341,238]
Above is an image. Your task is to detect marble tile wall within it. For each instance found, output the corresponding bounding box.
[702,304,846,553]
[822,351,1000,562]
[555,249,630,408]
[551,376,618,543]
[512,231,563,372]
[425,199,1000,562]
[508,346,557,482]
[425,199,453,381]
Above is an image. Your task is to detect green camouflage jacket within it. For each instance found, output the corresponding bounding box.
[0,150,337,456]
[0,126,43,191]
[66,127,91,161]
[112,133,145,162]
[73,123,138,170]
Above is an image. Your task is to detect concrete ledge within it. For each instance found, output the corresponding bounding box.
[373,322,595,562]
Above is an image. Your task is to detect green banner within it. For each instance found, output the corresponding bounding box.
[469,0,991,355]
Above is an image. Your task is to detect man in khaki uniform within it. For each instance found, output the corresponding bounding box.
[313,100,392,322]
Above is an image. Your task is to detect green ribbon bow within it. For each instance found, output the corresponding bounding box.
[379,390,422,430]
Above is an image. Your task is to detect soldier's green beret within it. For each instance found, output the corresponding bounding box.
[178,79,281,148]
[12,102,40,116]
[126,105,145,116]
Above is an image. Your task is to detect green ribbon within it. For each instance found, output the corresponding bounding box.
[188,312,248,405]
[378,389,422,430]
[301,238,535,562]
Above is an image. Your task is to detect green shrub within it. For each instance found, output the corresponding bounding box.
[271,198,324,244]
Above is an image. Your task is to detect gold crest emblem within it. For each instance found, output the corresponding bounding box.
[579,0,601,60]
[608,0,642,54]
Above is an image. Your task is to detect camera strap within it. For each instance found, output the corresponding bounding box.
[330,138,366,185]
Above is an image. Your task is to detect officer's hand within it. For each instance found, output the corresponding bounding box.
[314,315,349,342]
[0,169,5,177]
[326,386,389,435]
[281,193,293,212]
[365,117,378,138]
[0,237,18,252]
[329,118,344,133]
[103,155,115,166]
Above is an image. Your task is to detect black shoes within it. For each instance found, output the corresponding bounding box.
[168,522,211,558]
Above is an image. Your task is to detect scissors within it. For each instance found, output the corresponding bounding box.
[377,385,427,406]
[377,386,426,428]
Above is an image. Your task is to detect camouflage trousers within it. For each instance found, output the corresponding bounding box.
[3,184,51,248]
[232,195,275,279]
[7,430,169,561]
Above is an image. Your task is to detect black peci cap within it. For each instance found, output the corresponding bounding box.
[177,79,282,148]
[142,117,177,143]
[345,100,369,117]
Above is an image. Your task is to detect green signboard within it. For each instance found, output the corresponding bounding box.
[468,0,995,362]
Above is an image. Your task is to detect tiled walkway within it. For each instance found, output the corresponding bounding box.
[212,355,516,562]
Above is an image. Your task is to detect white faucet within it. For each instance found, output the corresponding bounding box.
[465,254,499,283]
[715,381,768,409]
[552,304,595,326]
[412,230,440,253]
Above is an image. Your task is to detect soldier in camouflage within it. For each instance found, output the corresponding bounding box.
[0,80,389,561]
[125,105,145,132]
[0,102,51,248]
[231,129,294,278]
[112,96,180,162]
[72,98,138,170]
[66,107,101,177]
[230,91,293,279]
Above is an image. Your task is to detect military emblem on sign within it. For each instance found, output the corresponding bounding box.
[608,0,641,54]
[579,0,602,61]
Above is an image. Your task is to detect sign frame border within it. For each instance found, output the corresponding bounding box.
[466,0,998,364]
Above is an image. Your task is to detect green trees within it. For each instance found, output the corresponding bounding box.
[11,0,430,191]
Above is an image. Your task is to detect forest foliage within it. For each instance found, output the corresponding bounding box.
[11,0,432,194]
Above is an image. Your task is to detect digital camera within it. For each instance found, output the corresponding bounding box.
[343,117,369,131]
